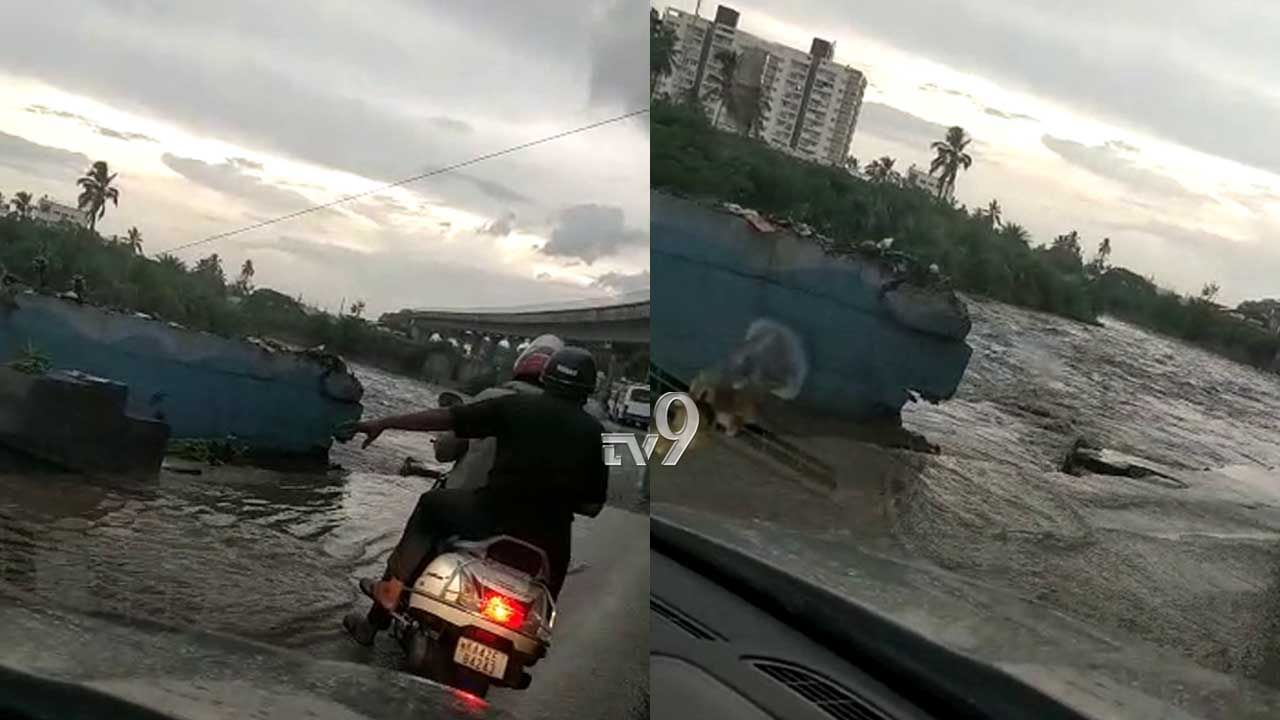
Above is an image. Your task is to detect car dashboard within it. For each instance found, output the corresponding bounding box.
[650,516,1094,720]
[651,546,933,720]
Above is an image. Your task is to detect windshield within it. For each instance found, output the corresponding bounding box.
[651,2,1280,718]
[628,388,651,403]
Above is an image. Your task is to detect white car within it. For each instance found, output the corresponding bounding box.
[610,383,651,428]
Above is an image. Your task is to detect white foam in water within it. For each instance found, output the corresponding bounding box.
[728,318,809,400]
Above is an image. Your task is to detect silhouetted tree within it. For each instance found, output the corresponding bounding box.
[650,9,677,94]
[929,126,973,200]
[125,226,143,255]
[11,191,33,220]
[76,161,120,233]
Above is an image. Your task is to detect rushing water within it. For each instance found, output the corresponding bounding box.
[896,299,1280,682]
[656,297,1280,688]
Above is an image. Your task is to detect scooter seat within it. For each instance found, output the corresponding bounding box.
[446,535,551,581]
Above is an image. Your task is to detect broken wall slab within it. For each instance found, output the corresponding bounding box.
[0,293,363,458]
[0,367,168,477]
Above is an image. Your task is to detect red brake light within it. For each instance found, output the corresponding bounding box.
[480,590,526,628]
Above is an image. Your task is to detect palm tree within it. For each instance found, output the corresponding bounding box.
[124,226,143,255]
[980,199,1002,228]
[11,191,33,220]
[234,258,255,296]
[1000,222,1030,245]
[929,126,974,200]
[156,253,186,273]
[708,49,739,128]
[865,156,898,184]
[1087,236,1112,277]
[76,160,120,233]
[1047,229,1084,271]
[650,9,677,95]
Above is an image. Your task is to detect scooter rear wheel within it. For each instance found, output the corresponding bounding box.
[405,632,454,683]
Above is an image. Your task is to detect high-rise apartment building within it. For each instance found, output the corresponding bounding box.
[656,5,867,167]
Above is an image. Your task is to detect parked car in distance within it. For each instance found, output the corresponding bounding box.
[609,383,651,428]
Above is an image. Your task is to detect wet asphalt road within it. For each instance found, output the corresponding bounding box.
[0,364,648,720]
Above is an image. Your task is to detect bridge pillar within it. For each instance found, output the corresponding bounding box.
[604,349,618,403]
[420,343,461,384]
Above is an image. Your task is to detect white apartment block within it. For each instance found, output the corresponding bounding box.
[906,165,948,200]
[33,195,88,226]
[656,5,867,167]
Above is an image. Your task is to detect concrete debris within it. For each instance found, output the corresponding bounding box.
[1061,439,1189,489]
[0,366,169,476]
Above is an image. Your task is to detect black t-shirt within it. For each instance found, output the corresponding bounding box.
[449,393,607,511]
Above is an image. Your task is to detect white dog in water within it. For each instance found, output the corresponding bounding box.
[683,318,809,437]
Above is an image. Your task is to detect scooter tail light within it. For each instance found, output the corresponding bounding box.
[480,589,527,629]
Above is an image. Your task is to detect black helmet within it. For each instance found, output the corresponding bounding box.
[540,346,597,399]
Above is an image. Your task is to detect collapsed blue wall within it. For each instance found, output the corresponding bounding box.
[0,294,362,456]
[651,192,972,419]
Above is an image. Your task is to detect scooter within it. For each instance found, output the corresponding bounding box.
[361,534,555,698]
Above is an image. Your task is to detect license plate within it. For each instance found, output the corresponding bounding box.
[453,637,509,679]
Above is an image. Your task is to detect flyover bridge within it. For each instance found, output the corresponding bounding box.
[380,291,649,346]
[377,291,649,390]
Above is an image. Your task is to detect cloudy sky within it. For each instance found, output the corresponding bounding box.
[664,0,1280,305]
[0,1,648,315]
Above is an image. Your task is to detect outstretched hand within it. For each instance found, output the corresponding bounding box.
[336,420,385,448]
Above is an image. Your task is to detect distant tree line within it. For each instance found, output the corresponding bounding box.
[0,163,444,375]
[651,99,1280,371]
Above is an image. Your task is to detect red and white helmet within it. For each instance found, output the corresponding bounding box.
[512,334,565,381]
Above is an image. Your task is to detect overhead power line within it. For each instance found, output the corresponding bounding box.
[168,107,649,254]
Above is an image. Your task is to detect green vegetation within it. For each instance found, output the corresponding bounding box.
[0,197,444,375]
[8,340,51,375]
[166,437,248,466]
[649,8,676,94]
[652,99,1280,371]
[707,49,738,128]
[10,191,32,220]
[865,156,898,184]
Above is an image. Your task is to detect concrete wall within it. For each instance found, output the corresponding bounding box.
[651,192,972,420]
[0,293,362,456]
[0,367,168,476]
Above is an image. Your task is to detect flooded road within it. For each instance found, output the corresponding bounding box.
[0,364,648,719]
[655,297,1280,689]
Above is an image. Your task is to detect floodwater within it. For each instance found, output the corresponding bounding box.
[654,297,1280,688]
[0,364,648,718]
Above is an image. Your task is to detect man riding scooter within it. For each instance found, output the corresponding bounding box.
[444,334,564,491]
[340,346,608,647]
